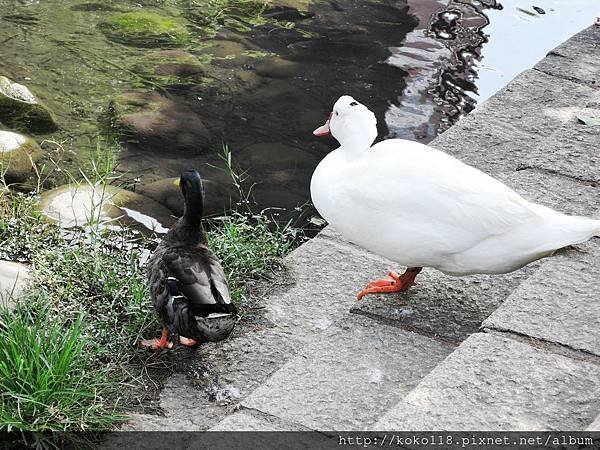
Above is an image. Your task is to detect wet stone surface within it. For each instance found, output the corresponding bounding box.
[109,91,212,153]
[0,130,43,182]
[0,75,58,133]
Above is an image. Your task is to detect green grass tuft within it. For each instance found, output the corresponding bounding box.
[0,306,123,432]
[208,211,302,300]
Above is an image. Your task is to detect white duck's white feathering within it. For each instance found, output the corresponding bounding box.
[310,96,600,276]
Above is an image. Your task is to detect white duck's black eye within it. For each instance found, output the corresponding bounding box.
[350,101,358,107]
[335,111,339,116]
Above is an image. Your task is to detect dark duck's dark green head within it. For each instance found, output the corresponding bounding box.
[179,170,205,224]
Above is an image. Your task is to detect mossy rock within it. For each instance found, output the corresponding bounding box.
[99,11,191,47]
[130,50,209,86]
[109,91,211,151]
[0,76,58,133]
[39,184,175,233]
[0,131,43,182]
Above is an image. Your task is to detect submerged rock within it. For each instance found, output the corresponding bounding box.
[0,260,30,309]
[139,169,238,217]
[130,50,208,86]
[0,76,58,133]
[206,40,248,58]
[255,57,300,79]
[99,10,191,47]
[39,184,175,233]
[268,0,312,11]
[236,142,319,177]
[0,130,43,182]
[109,92,211,151]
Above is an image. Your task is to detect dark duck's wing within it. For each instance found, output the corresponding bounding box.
[151,246,237,341]
[142,170,237,350]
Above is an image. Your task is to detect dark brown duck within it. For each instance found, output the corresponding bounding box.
[142,170,237,350]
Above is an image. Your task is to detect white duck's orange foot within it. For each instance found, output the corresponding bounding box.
[179,336,199,347]
[141,328,174,350]
[356,267,422,300]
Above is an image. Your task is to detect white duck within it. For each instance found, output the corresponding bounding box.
[310,95,600,300]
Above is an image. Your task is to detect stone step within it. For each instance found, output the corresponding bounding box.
[535,25,600,90]
[374,332,600,430]
[483,241,600,358]
[350,266,536,345]
[206,225,533,431]
[240,314,453,431]
[124,326,301,431]
[588,415,600,431]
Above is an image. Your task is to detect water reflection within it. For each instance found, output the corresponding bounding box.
[386,0,504,142]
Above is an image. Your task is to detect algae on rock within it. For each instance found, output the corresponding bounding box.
[99,10,191,47]
[0,76,58,133]
[129,50,210,86]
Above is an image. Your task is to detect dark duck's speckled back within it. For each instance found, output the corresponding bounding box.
[142,170,237,350]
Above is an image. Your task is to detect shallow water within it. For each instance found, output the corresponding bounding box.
[0,0,597,226]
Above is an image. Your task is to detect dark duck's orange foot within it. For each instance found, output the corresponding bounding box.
[356,267,423,300]
[179,336,199,347]
[141,328,174,350]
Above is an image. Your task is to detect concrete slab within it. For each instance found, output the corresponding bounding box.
[374,333,600,430]
[483,242,600,357]
[535,26,600,90]
[242,315,453,430]
[493,169,600,218]
[523,122,600,184]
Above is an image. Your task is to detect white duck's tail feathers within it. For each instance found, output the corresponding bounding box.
[535,215,600,254]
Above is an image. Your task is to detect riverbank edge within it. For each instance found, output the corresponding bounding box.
[120,25,600,433]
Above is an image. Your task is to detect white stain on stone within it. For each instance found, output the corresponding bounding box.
[370,368,383,384]
[0,131,27,153]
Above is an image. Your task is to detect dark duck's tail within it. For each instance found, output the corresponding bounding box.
[143,170,238,350]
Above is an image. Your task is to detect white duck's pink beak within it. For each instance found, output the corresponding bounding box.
[313,112,332,137]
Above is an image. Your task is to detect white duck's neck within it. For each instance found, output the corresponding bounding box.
[337,130,376,159]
